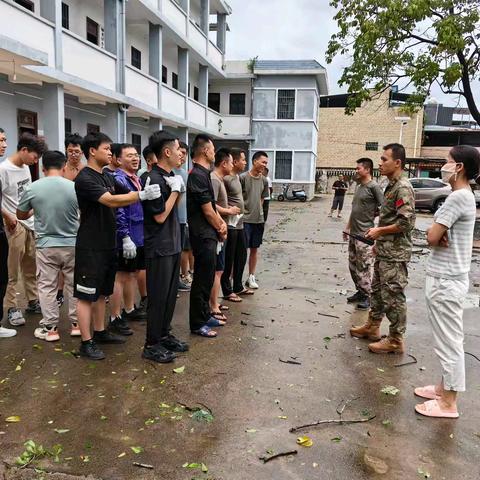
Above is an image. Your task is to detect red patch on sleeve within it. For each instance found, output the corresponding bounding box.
[395,199,404,208]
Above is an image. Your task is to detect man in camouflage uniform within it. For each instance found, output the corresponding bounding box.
[344,158,384,310]
[350,143,415,354]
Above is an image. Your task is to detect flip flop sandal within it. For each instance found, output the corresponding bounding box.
[414,385,441,400]
[191,325,217,337]
[224,294,242,303]
[206,316,226,327]
[236,288,254,296]
[211,311,227,322]
[414,399,459,418]
[219,305,229,311]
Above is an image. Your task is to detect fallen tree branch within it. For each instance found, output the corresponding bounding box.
[289,415,376,433]
[279,358,302,365]
[465,351,480,363]
[317,312,340,319]
[133,462,154,469]
[394,353,417,367]
[259,450,298,463]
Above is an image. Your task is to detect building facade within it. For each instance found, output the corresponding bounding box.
[0,0,235,178]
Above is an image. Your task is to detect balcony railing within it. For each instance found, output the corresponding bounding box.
[221,115,250,135]
[163,0,187,36]
[208,41,223,71]
[62,31,116,91]
[0,1,55,66]
[125,65,159,107]
[188,98,206,126]
[162,84,186,118]
[207,108,222,133]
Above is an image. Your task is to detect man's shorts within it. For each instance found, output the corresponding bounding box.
[74,248,117,302]
[215,242,226,272]
[182,224,191,251]
[332,195,345,210]
[117,246,145,272]
[244,223,265,249]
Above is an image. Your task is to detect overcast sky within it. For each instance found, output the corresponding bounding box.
[224,0,473,108]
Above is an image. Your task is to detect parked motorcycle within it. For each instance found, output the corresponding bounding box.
[277,184,307,202]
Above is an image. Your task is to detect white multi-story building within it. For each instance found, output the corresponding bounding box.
[0,0,243,178]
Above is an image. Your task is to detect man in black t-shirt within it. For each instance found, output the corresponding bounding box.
[329,175,348,218]
[74,132,161,360]
[141,131,189,363]
[187,134,227,337]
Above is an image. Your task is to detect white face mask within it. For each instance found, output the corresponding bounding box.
[440,163,458,183]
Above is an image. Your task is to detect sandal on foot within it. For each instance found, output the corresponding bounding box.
[224,293,242,302]
[206,316,226,327]
[219,304,229,311]
[210,311,227,322]
[191,325,217,337]
[414,385,441,400]
[415,399,459,418]
[236,288,254,296]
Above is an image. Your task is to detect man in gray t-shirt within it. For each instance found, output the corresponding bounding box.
[240,151,269,290]
[343,158,383,309]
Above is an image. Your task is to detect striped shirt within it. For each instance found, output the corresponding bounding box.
[426,188,476,279]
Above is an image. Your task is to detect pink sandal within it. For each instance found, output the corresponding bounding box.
[415,399,459,419]
[414,385,441,400]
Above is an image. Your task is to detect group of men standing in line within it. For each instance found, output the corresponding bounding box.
[0,128,272,364]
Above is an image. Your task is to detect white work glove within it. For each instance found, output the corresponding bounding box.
[122,236,137,259]
[164,175,185,193]
[139,177,161,201]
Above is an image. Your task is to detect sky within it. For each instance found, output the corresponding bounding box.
[224,0,474,109]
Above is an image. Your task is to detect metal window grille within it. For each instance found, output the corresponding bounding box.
[365,142,379,151]
[208,93,220,112]
[86,17,99,45]
[64,118,72,135]
[229,94,246,115]
[131,134,142,155]
[162,65,168,84]
[277,90,295,119]
[194,86,199,101]
[275,151,293,180]
[131,47,141,70]
[61,2,69,29]
[172,72,178,90]
[86,123,100,134]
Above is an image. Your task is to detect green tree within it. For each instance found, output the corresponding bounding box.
[326,0,480,124]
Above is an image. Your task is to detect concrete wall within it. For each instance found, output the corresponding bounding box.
[162,42,179,87]
[208,80,252,116]
[317,90,424,169]
[62,0,105,43]
[126,23,150,74]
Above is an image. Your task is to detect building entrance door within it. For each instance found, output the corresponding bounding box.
[17,109,39,180]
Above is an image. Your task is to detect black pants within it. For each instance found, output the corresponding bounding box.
[189,236,217,331]
[145,253,180,346]
[0,232,8,323]
[221,228,247,296]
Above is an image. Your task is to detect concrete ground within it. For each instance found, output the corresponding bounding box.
[1,196,480,480]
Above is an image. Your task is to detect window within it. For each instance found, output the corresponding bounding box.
[64,118,72,135]
[86,17,99,45]
[14,0,34,12]
[275,151,293,180]
[131,46,142,70]
[172,72,178,90]
[194,86,199,102]
[162,65,168,84]
[277,90,295,119]
[131,134,142,154]
[86,123,100,134]
[229,93,246,115]
[208,93,220,112]
[61,2,69,29]
[365,142,378,151]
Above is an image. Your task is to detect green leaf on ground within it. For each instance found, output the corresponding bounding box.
[417,467,431,478]
[381,385,400,396]
[382,420,392,426]
[173,366,185,374]
[191,409,214,423]
[245,428,257,433]
[130,446,144,454]
[323,336,331,343]
[5,416,21,423]
[54,429,70,434]
[331,436,342,443]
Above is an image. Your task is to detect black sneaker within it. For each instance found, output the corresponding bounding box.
[347,291,364,303]
[178,280,191,292]
[142,344,176,363]
[79,340,105,360]
[356,297,370,310]
[122,307,147,322]
[25,299,42,314]
[109,316,133,336]
[160,334,189,352]
[93,329,126,344]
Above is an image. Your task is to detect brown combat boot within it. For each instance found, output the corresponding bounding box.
[349,321,381,341]
[368,336,404,354]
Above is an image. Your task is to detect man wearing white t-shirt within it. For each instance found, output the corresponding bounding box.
[0,133,46,326]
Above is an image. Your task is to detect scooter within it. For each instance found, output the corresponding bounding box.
[277,184,307,202]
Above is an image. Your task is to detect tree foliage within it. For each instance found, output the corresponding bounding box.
[326,0,480,123]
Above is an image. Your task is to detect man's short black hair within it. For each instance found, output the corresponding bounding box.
[17,133,47,156]
[42,150,67,170]
[191,134,213,158]
[252,151,268,162]
[383,143,406,168]
[117,143,136,158]
[179,141,188,151]
[0,127,4,133]
[142,145,154,161]
[81,132,112,159]
[231,148,246,162]
[214,148,232,167]
[64,133,83,150]
[148,130,177,158]
[450,145,480,180]
[110,143,122,158]
[356,157,374,174]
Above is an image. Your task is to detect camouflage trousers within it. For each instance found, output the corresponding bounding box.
[348,238,374,296]
[370,259,408,337]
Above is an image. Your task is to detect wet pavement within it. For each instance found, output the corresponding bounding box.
[1,196,479,480]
